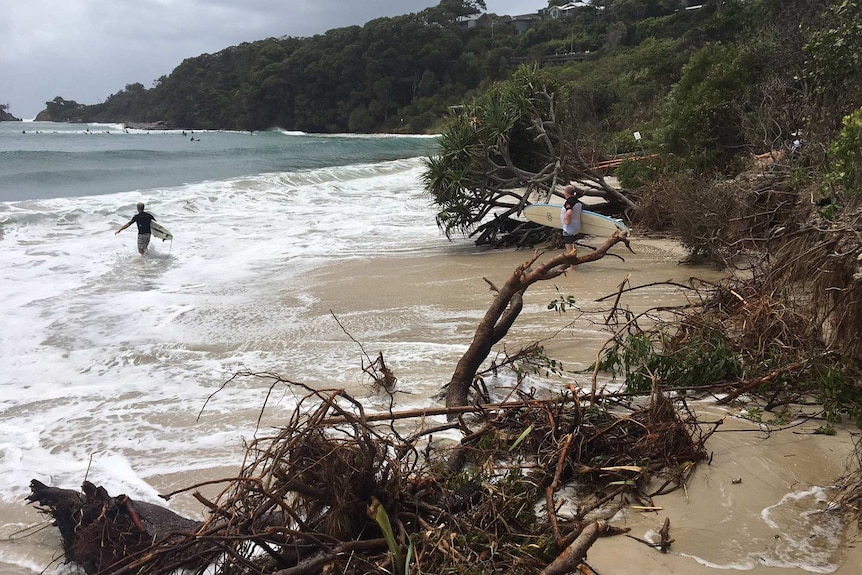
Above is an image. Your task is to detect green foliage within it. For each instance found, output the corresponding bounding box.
[34,0,705,133]
[42,97,89,122]
[348,107,375,132]
[739,405,764,423]
[511,344,566,380]
[508,424,534,452]
[660,42,752,171]
[824,106,862,201]
[547,286,577,314]
[803,0,862,91]
[739,406,793,426]
[811,361,862,428]
[423,65,565,236]
[597,326,743,393]
[423,115,487,236]
[38,7,492,131]
[615,155,665,187]
[552,36,691,143]
[368,497,403,575]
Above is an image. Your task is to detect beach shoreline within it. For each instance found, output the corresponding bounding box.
[586,410,861,574]
[4,239,860,574]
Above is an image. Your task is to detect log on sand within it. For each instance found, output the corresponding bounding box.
[27,479,202,574]
[539,521,609,575]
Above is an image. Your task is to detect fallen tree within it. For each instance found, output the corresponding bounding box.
[444,230,632,410]
[28,380,712,575]
[27,480,203,574]
[423,66,635,248]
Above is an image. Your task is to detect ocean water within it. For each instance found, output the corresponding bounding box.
[0,122,851,574]
[0,122,459,572]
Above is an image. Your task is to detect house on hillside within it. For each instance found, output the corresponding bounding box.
[511,13,542,34]
[505,1,598,34]
[548,1,594,19]
[457,13,492,29]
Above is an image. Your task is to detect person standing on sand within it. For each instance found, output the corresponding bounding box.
[560,185,583,256]
[115,202,156,256]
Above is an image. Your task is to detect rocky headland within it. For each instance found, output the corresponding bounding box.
[0,104,21,121]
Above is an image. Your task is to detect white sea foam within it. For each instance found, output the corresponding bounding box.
[757,486,844,572]
[0,156,446,507]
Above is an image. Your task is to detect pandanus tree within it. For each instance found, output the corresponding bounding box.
[422,65,634,245]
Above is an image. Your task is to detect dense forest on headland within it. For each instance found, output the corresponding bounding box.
[32,0,711,134]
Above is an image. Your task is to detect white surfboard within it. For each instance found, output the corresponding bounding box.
[150,221,173,241]
[522,203,629,236]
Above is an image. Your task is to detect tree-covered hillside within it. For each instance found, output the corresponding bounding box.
[36,0,709,133]
[426,0,862,239]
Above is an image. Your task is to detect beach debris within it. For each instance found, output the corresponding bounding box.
[27,380,710,575]
[26,480,203,574]
[444,231,632,411]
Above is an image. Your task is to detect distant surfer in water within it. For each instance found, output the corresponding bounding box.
[115,202,155,255]
[560,185,583,256]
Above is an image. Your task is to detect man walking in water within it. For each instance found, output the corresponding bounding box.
[560,185,583,256]
[115,202,155,255]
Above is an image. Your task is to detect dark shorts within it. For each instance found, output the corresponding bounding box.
[137,233,151,252]
[562,233,577,245]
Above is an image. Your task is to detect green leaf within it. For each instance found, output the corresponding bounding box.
[509,424,534,452]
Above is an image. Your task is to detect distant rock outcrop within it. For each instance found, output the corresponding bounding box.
[124,121,174,130]
[0,104,21,122]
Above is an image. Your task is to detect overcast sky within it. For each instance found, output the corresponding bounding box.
[2,1,544,120]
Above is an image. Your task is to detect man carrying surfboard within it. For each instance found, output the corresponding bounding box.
[561,185,583,256]
[115,202,155,256]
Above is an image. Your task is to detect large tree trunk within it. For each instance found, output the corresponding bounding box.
[445,233,631,410]
[27,480,203,575]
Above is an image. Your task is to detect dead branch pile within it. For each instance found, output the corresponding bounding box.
[29,383,712,575]
[699,203,862,412]
[631,169,800,264]
[763,203,862,362]
[614,176,862,420]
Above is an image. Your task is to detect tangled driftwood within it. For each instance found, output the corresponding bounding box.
[29,380,712,575]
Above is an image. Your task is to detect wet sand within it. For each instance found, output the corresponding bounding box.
[305,237,723,375]
[588,409,860,574]
[307,239,862,574]
[6,237,860,574]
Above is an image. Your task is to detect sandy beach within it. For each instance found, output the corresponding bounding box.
[307,241,862,574]
[5,238,860,574]
[587,410,860,574]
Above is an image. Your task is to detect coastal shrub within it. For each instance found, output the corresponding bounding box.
[615,155,665,188]
[660,42,752,172]
[825,107,862,203]
[803,0,862,91]
[811,360,862,429]
[597,325,742,394]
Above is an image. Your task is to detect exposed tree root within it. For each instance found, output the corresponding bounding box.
[29,380,708,575]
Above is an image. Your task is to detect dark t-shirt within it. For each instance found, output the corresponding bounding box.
[131,211,155,235]
[562,196,582,236]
